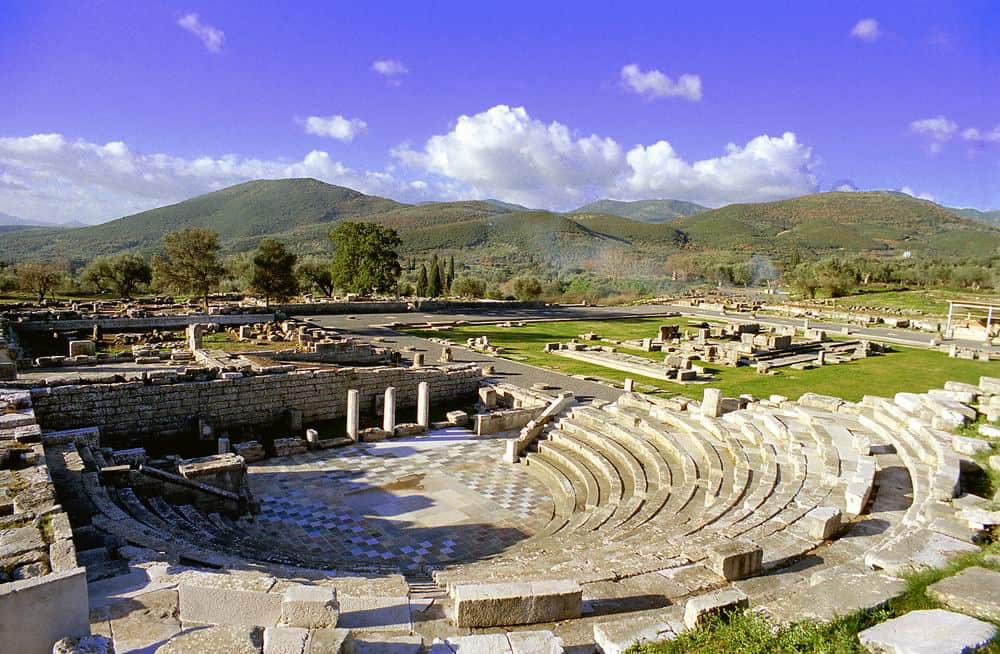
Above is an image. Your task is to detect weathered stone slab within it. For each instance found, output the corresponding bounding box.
[305,628,350,654]
[336,595,410,632]
[952,435,991,456]
[757,571,906,624]
[593,610,684,654]
[507,630,565,654]
[865,530,979,574]
[450,579,582,627]
[343,634,422,654]
[683,587,748,630]
[927,566,1000,622]
[178,571,281,626]
[264,626,309,654]
[280,585,339,629]
[159,625,264,654]
[857,609,996,654]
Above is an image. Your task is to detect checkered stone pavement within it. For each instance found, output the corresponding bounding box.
[237,428,553,572]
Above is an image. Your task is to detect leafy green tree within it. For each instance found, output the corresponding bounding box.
[81,253,152,299]
[249,238,298,307]
[17,260,65,302]
[152,227,226,311]
[784,263,819,299]
[296,256,334,297]
[415,264,429,297]
[427,255,441,297]
[512,275,543,300]
[328,221,402,294]
[450,276,486,298]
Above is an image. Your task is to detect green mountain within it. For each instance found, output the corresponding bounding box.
[1,181,996,268]
[671,191,1000,256]
[570,198,709,223]
[947,206,1000,227]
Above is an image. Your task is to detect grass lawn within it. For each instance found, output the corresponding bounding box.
[407,317,996,402]
[827,287,1000,317]
[631,541,1000,654]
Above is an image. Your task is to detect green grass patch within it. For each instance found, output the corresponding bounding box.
[632,544,1000,654]
[407,317,996,402]
[829,288,1000,317]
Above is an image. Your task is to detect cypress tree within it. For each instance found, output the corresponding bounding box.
[427,256,441,297]
[416,264,428,296]
[446,255,456,288]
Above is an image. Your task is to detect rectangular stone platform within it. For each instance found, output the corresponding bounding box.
[450,579,582,627]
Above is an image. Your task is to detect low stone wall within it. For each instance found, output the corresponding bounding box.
[278,299,545,316]
[0,567,89,653]
[12,312,275,333]
[30,364,482,442]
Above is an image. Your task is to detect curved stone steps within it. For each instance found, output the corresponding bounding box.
[556,416,647,498]
[545,433,622,506]
[522,453,575,535]
[535,440,601,510]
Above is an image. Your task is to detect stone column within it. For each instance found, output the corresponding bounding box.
[383,387,397,434]
[187,324,204,351]
[346,389,360,441]
[816,350,826,365]
[439,346,453,362]
[624,378,635,392]
[217,437,230,454]
[412,352,425,368]
[417,382,430,428]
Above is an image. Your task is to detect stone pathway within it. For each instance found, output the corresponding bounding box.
[238,428,553,573]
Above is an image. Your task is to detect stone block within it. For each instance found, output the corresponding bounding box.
[68,340,96,357]
[593,612,683,654]
[446,410,469,427]
[952,435,991,456]
[343,634,422,654]
[927,566,1000,621]
[264,626,309,654]
[306,628,350,654]
[159,625,263,654]
[858,609,995,654]
[803,506,842,540]
[178,571,282,626]
[705,540,762,580]
[280,585,339,629]
[450,579,582,627]
[52,635,115,654]
[683,587,749,629]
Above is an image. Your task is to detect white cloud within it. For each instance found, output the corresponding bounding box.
[898,186,936,202]
[372,59,409,79]
[909,115,958,153]
[301,115,368,142]
[0,133,426,224]
[393,105,626,208]
[961,125,1000,143]
[620,64,702,101]
[850,18,881,42]
[395,104,818,208]
[621,132,817,206]
[177,13,225,53]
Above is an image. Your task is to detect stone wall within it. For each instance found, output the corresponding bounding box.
[0,568,89,653]
[277,299,545,315]
[30,364,482,441]
[12,312,275,333]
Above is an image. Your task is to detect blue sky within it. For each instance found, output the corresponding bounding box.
[1,1,998,224]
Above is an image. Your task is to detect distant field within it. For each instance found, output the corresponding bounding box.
[407,317,996,401]
[828,288,1000,317]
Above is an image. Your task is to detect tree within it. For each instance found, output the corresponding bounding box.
[784,263,819,299]
[446,255,456,289]
[415,264,428,297]
[17,260,64,302]
[152,227,226,311]
[512,275,543,300]
[328,222,401,294]
[296,257,334,297]
[451,276,486,298]
[249,238,299,307]
[427,255,441,297]
[81,253,152,299]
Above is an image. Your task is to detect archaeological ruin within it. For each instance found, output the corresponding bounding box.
[1,298,999,653]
